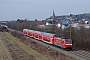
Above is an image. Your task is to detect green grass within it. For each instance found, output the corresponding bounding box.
[0,32,15,44]
[5,32,49,60]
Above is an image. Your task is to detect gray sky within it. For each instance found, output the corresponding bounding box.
[0,0,90,21]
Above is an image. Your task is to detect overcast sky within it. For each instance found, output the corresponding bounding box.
[0,0,90,21]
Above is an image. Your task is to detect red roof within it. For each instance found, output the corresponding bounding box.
[37,22,46,25]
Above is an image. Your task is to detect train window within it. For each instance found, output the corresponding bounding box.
[65,39,72,42]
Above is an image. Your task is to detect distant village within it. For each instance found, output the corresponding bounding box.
[41,10,90,29]
[1,10,90,30]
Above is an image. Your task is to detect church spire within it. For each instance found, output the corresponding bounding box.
[52,9,55,21]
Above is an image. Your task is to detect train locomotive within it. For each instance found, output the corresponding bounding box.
[23,29,72,49]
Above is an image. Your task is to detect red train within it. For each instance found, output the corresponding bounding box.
[23,29,72,49]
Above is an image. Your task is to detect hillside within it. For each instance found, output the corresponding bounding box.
[0,32,49,60]
[47,13,90,21]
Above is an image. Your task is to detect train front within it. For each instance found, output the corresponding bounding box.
[64,39,72,49]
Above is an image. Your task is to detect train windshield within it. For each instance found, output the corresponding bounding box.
[65,39,72,42]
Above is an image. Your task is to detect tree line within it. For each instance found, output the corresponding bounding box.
[6,20,90,50]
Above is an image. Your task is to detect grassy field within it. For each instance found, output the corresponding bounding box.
[5,32,49,60]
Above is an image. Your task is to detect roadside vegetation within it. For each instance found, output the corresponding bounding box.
[5,32,49,60]
[6,20,90,50]
[9,29,72,60]
[0,32,35,60]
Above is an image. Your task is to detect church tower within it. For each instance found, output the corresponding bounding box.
[52,10,55,21]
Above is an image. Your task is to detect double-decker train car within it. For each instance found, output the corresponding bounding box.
[33,31,42,39]
[23,29,72,49]
[42,33,58,44]
[27,30,34,37]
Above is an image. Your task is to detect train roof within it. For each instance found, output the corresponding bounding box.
[34,31,42,34]
[28,30,42,34]
[60,37,67,39]
[56,37,71,40]
[43,32,55,37]
[28,30,34,32]
[24,29,59,37]
[23,29,28,30]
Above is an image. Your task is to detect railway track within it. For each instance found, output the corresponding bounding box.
[28,37,90,60]
[68,49,90,60]
[8,28,90,60]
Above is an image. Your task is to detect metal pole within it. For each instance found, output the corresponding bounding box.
[70,24,71,39]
